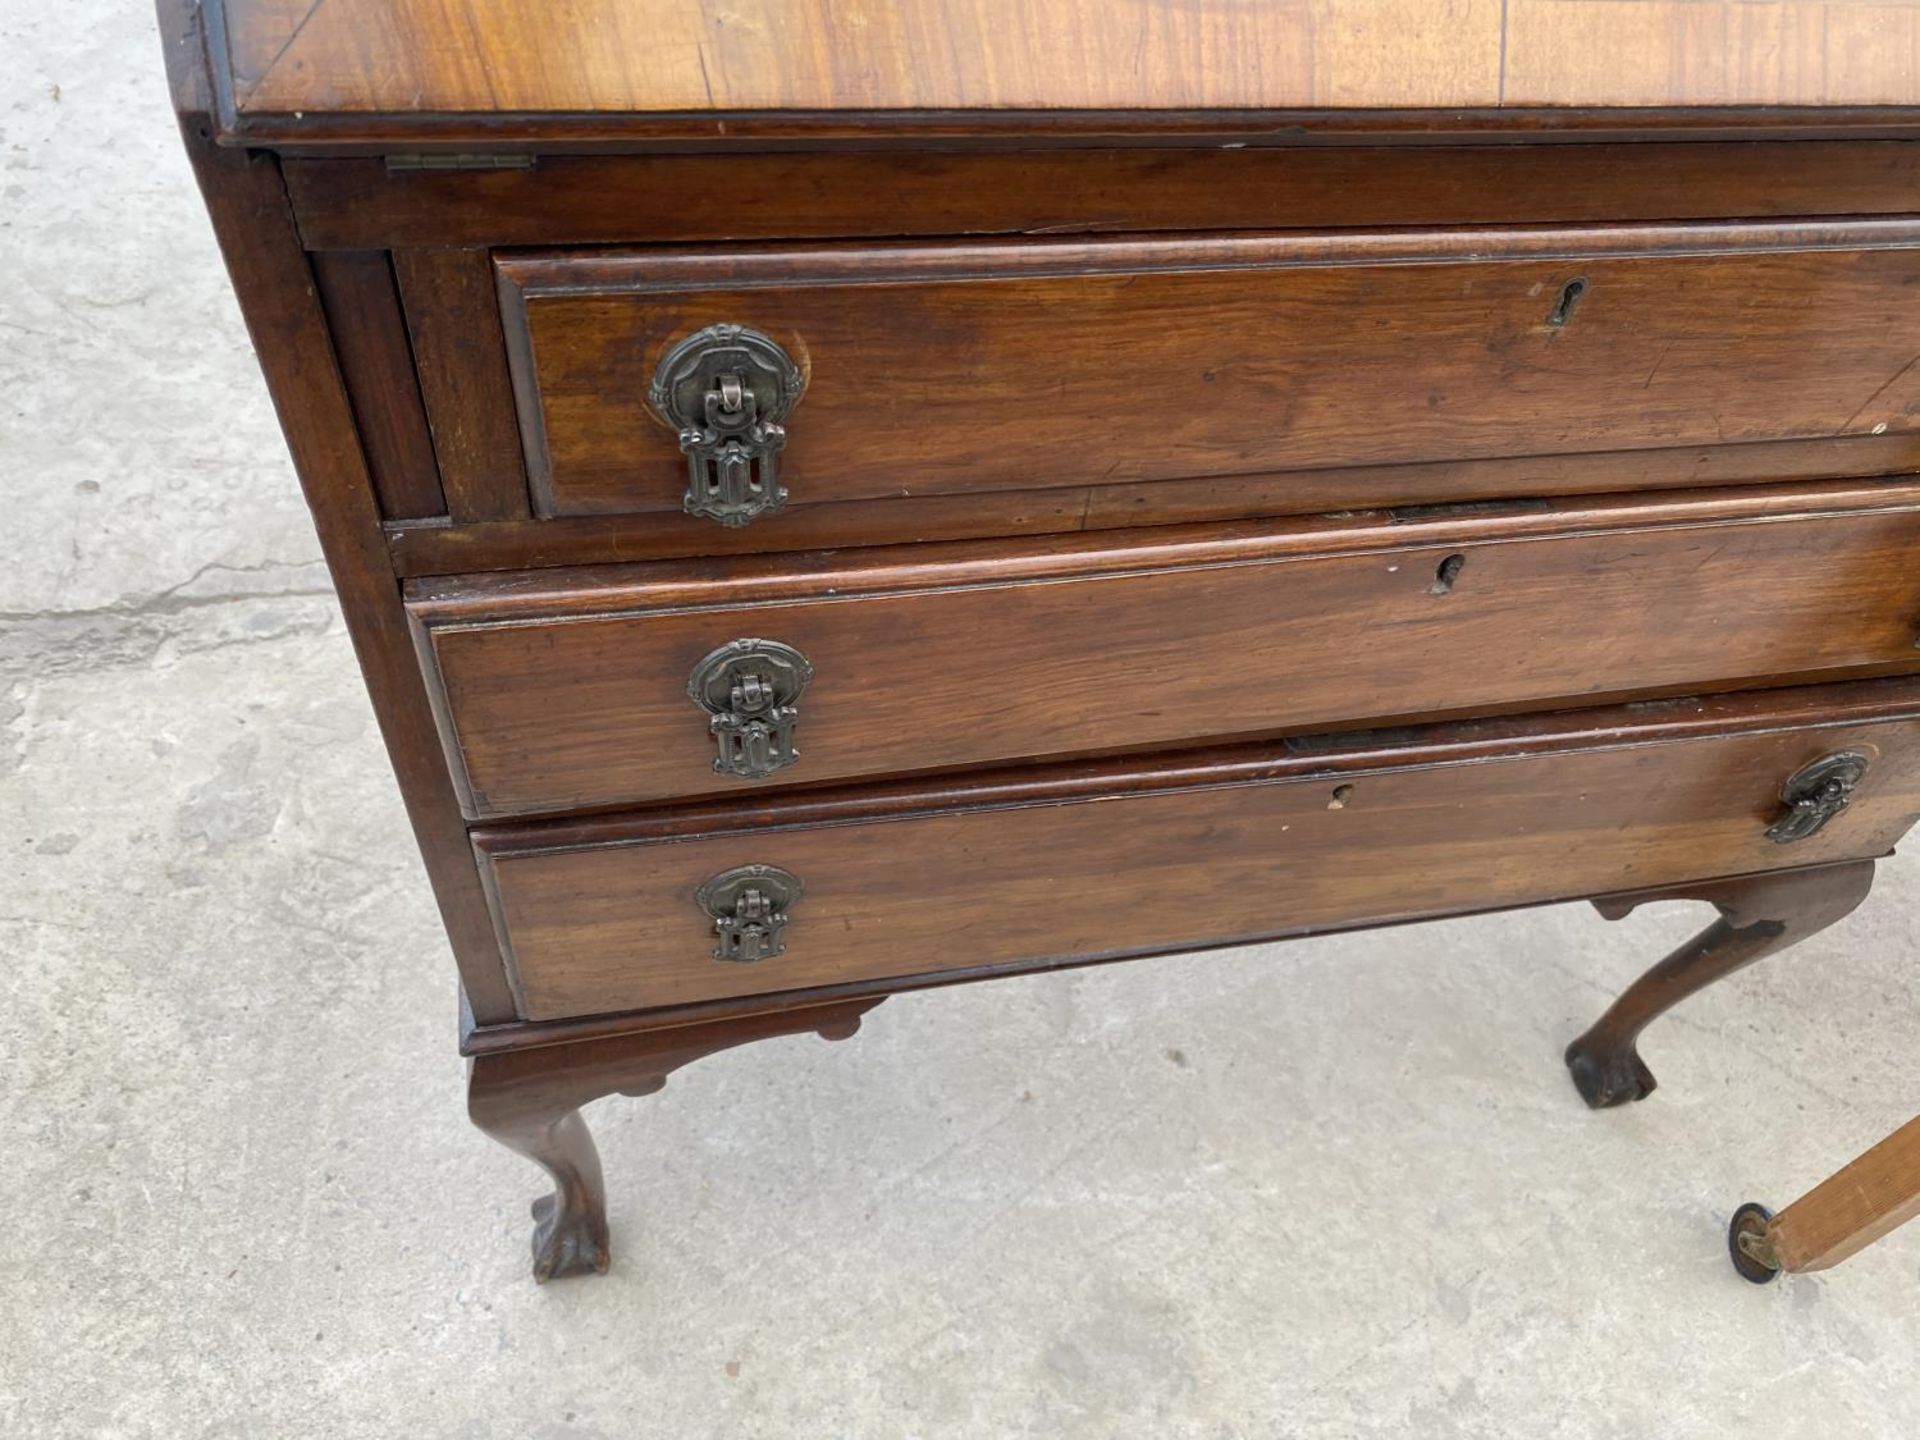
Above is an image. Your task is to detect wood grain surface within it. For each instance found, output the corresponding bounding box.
[310,251,445,519]
[391,248,530,523]
[1505,0,1920,110]
[410,481,1920,818]
[385,434,1920,577]
[288,142,1920,253]
[499,224,1920,520]
[474,681,1920,1018]
[1767,1112,1920,1272]
[213,0,1920,134]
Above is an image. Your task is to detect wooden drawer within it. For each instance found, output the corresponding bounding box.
[475,680,1920,1020]
[412,482,1920,819]
[496,221,1920,523]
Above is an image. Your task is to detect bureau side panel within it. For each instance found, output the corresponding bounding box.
[161,3,519,1021]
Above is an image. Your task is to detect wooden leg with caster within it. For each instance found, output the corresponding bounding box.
[1729,1111,1920,1282]
[467,998,882,1281]
[1564,860,1876,1109]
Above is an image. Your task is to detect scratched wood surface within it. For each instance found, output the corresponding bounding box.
[215,0,1920,129]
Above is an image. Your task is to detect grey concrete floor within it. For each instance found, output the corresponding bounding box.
[5,7,1920,1438]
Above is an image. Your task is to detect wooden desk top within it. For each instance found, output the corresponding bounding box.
[203,0,1920,145]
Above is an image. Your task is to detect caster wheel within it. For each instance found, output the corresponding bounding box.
[1728,1202,1780,1284]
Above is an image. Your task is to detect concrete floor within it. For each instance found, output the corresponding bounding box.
[5,7,1920,1438]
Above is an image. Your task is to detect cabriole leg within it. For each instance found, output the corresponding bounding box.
[1565,860,1875,1109]
[466,999,882,1281]
[468,1055,612,1282]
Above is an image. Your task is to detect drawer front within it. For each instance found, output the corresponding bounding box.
[496,223,1920,522]
[476,681,1920,1020]
[411,487,1920,818]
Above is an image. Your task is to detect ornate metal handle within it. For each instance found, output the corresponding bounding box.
[648,324,805,528]
[696,865,803,963]
[1765,752,1869,844]
[687,638,813,780]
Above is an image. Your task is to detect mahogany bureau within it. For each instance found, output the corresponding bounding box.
[164,0,1920,1283]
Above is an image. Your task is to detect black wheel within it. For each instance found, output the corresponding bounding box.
[1728,1202,1780,1284]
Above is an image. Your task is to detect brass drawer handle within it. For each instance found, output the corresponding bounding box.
[687,638,813,780]
[697,865,803,963]
[648,324,805,528]
[1766,752,1869,844]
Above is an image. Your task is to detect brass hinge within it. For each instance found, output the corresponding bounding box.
[383,153,537,173]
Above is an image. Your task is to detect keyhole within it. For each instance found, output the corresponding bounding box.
[1547,277,1588,328]
[1430,553,1466,595]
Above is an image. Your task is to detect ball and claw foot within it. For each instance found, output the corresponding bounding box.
[530,1191,611,1283]
[1563,1036,1658,1109]
[1568,863,1875,1111]
[470,998,885,1283]
[1728,1202,1781,1285]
